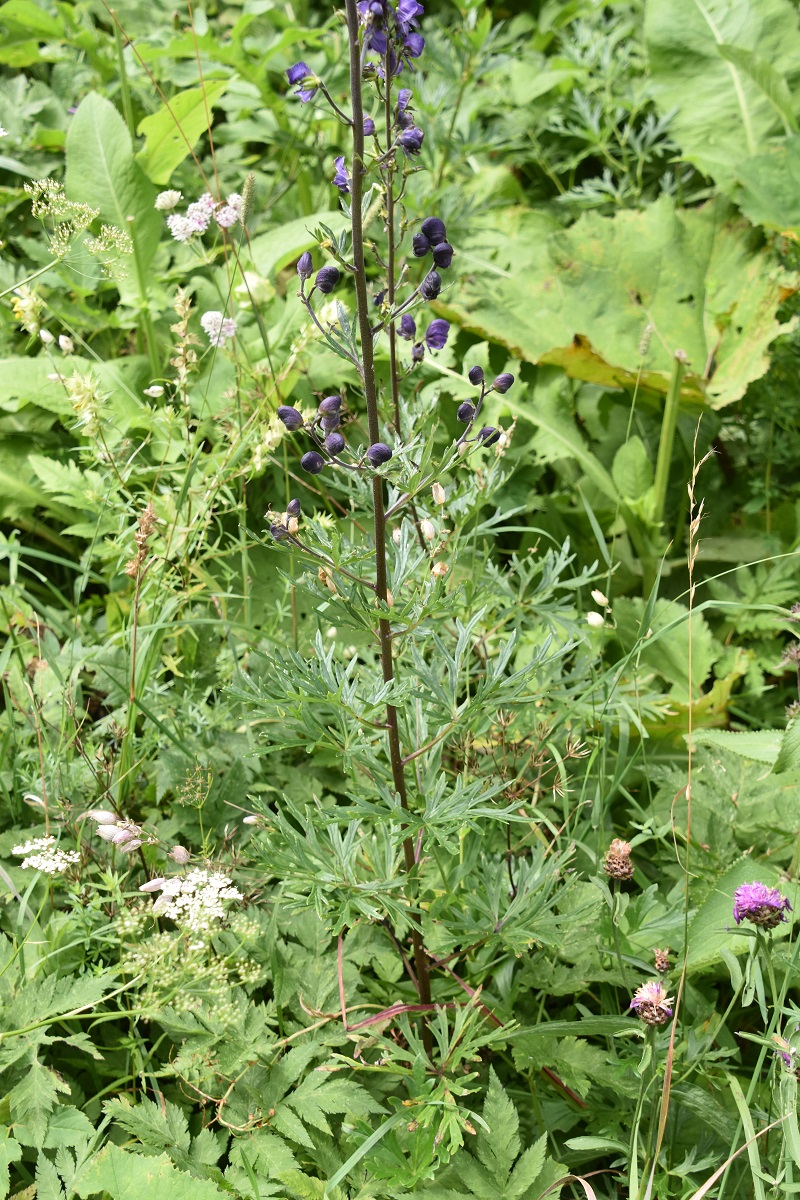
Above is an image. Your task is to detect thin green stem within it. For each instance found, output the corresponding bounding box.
[652,351,686,530]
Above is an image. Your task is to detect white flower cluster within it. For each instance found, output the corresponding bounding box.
[159,190,243,242]
[12,835,80,875]
[85,809,145,853]
[140,869,243,937]
[200,310,237,346]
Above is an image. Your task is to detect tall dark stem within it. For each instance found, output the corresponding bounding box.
[344,0,433,1038]
[383,53,401,432]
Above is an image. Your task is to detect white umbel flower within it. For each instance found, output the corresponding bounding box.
[149,868,243,934]
[12,835,79,875]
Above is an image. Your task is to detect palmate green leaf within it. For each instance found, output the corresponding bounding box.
[65,92,161,279]
[73,1144,227,1199]
[136,81,229,184]
[440,198,794,408]
[644,0,800,192]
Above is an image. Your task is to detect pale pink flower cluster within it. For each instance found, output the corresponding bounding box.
[84,808,146,854]
[162,191,243,242]
[139,868,242,936]
[12,835,80,875]
[200,310,237,346]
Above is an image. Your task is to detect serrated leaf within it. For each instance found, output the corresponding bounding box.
[0,1128,22,1199]
[73,1144,227,1199]
[475,1069,520,1183]
[104,1095,190,1155]
[34,1156,65,1200]
[9,1059,69,1149]
[690,728,783,764]
[773,717,800,775]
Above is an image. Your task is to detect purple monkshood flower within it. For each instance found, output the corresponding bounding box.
[421,215,447,246]
[411,343,425,364]
[297,251,313,280]
[286,61,318,103]
[333,156,350,194]
[733,882,792,930]
[366,442,393,466]
[396,88,414,129]
[412,232,429,257]
[396,0,424,32]
[398,126,424,157]
[315,266,340,293]
[420,269,441,300]
[425,319,449,351]
[403,32,425,59]
[432,241,453,269]
[364,117,376,136]
[398,313,416,341]
[301,450,325,474]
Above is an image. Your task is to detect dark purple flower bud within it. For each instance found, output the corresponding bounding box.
[364,117,376,136]
[332,155,350,194]
[373,287,387,307]
[278,405,304,430]
[318,395,342,415]
[457,401,475,423]
[411,343,425,364]
[478,426,501,446]
[270,522,289,540]
[420,270,441,300]
[398,313,416,340]
[468,365,484,385]
[432,241,453,269]
[492,372,515,394]
[425,318,450,350]
[412,232,429,257]
[315,266,340,293]
[297,251,313,280]
[398,126,424,157]
[325,432,345,454]
[286,498,302,517]
[421,216,447,247]
[321,414,340,432]
[286,62,318,103]
[403,32,424,58]
[366,442,393,466]
[301,450,325,474]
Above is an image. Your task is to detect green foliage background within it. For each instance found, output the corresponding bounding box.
[0,0,800,1196]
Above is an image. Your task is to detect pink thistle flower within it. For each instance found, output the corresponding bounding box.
[733,882,792,930]
[630,980,674,1026]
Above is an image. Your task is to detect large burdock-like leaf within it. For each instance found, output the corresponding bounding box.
[644,0,800,194]
[439,198,794,408]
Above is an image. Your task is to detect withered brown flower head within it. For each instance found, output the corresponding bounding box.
[653,947,672,974]
[604,837,634,881]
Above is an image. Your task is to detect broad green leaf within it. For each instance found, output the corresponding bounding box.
[0,1128,22,1199]
[613,597,720,702]
[440,198,794,408]
[250,211,348,280]
[73,1145,226,1199]
[136,81,229,184]
[612,437,653,501]
[65,93,161,281]
[690,728,783,764]
[773,717,800,775]
[735,135,800,231]
[0,0,62,38]
[644,0,800,192]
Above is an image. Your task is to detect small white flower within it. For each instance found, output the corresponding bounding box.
[39,329,55,345]
[215,204,239,229]
[58,334,74,354]
[242,815,261,825]
[168,845,191,864]
[143,385,164,398]
[200,310,237,346]
[591,589,609,607]
[146,867,242,933]
[139,877,167,892]
[586,611,605,628]
[12,835,79,875]
[154,189,182,211]
[0,127,8,138]
[84,809,118,825]
[167,213,194,242]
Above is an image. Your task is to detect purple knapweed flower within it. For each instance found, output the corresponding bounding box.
[297,251,313,280]
[315,266,340,293]
[733,882,792,930]
[630,980,674,1026]
[398,126,424,157]
[398,313,416,340]
[425,318,449,350]
[286,61,318,102]
[333,156,351,194]
[366,442,393,466]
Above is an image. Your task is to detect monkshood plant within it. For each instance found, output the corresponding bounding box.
[232,0,581,1170]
